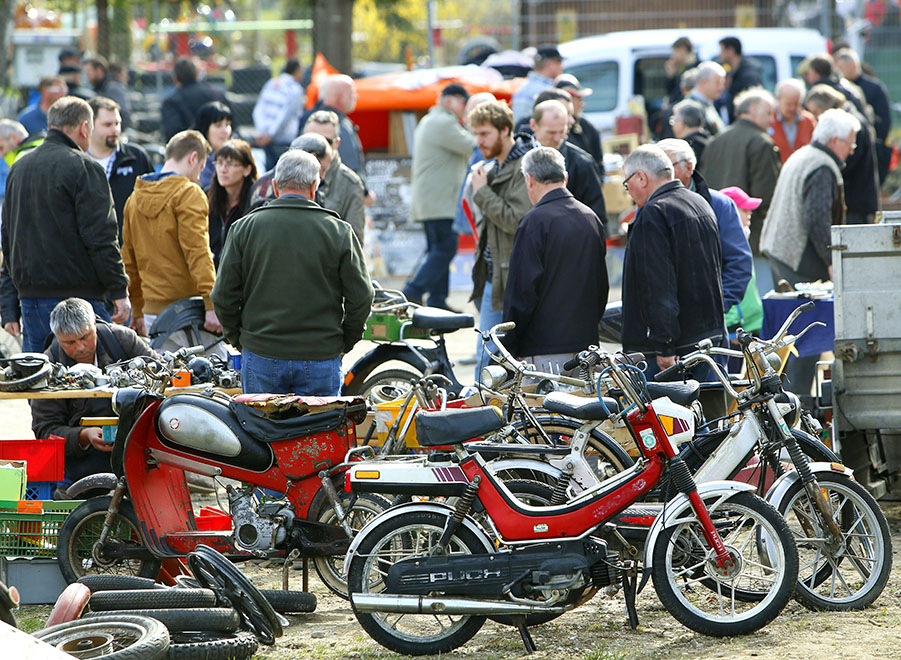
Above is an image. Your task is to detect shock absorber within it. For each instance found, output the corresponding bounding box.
[435,476,481,552]
[550,470,572,506]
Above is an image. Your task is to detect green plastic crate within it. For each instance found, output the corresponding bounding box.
[363,313,430,342]
[0,500,83,558]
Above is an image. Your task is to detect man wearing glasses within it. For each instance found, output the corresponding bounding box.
[620,145,724,379]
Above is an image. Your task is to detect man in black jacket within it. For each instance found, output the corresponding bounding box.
[161,57,227,141]
[1,96,130,353]
[718,36,762,123]
[621,145,724,379]
[87,97,154,240]
[503,147,607,372]
[530,100,607,224]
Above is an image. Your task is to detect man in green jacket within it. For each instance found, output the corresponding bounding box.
[212,150,373,395]
[403,83,476,309]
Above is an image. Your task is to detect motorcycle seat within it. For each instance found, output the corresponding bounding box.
[415,406,504,447]
[411,307,474,333]
[542,392,620,421]
[231,394,367,443]
[646,380,701,408]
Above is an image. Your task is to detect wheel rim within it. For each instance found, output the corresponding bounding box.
[358,522,475,643]
[783,479,887,605]
[38,620,151,657]
[662,499,787,623]
[67,510,149,578]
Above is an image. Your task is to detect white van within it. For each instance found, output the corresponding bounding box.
[559,27,829,137]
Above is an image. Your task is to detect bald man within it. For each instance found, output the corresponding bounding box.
[299,74,366,184]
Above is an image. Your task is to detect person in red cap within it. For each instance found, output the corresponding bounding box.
[719,186,764,340]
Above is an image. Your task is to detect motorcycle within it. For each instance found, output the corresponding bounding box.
[345,333,799,655]
[57,347,389,596]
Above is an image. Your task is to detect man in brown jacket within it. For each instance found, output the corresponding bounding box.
[122,130,221,338]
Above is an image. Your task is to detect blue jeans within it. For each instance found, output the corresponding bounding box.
[403,219,458,308]
[475,280,504,381]
[241,349,341,396]
[20,297,111,353]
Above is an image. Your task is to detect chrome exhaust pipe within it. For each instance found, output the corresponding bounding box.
[351,593,565,615]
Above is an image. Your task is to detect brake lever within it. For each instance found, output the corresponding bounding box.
[790,321,826,343]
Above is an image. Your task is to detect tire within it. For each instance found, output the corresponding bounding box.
[260,589,317,613]
[85,608,240,633]
[0,360,52,391]
[35,614,170,660]
[57,496,163,584]
[347,510,488,656]
[78,575,163,592]
[346,367,423,399]
[651,491,798,636]
[310,491,392,598]
[90,588,217,611]
[777,471,892,611]
[166,631,258,660]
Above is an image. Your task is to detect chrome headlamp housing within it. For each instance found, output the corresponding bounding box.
[479,365,510,390]
[775,390,802,429]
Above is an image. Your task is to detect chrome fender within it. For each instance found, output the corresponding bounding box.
[764,461,855,512]
[343,501,495,576]
[643,480,757,570]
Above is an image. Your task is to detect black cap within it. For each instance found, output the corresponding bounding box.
[536,45,563,61]
[58,47,82,62]
[441,83,470,100]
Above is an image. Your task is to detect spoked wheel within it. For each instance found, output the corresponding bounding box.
[778,472,892,610]
[34,614,170,660]
[346,368,423,399]
[652,491,798,636]
[347,510,489,656]
[187,544,282,645]
[310,491,392,598]
[57,496,162,584]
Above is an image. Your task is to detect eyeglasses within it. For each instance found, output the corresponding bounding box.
[215,160,245,170]
[622,171,639,191]
[841,137,857,151]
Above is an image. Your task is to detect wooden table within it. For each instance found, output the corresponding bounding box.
[0,385,241,400]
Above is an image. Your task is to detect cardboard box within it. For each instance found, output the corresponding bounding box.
[0,461,26,502]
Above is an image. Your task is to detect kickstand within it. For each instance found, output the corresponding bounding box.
[282,548,301,591]
[623,566,639,630]
[512,615,537,654]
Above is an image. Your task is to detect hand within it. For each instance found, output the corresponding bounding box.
[254,134,272,146]
[828,265,833,281]
[656,355,677,371]
[111,297,131,324]
[471,164,488,192]
[3,322,20,338]
[131,316,147,337]
[204,309,222,333]
[79,427,112,452]
[364,190,377,207]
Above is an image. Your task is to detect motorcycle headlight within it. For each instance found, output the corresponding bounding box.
[775,391,801,429]
[479,365,510,390]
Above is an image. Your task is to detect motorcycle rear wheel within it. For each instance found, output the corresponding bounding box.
[652,491,798,636]
[347,510,488,656]
[345,367,423,400]
[57,496,162,584]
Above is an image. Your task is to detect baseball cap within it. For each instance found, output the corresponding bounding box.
[441,83,470,101]
[719,186,762,210]
[536,45,563,61]
[555,73,593,97]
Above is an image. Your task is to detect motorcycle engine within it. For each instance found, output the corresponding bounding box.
[228,489,295,552]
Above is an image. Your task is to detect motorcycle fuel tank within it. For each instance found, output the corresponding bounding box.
[157,397,242,457]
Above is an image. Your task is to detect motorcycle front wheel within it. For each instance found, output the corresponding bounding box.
[778,471,892,611]
[651,491,798,636]
[347,510,488,656]
[57,496,162,584]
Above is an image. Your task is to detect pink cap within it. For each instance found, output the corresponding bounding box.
[719,186,762,210]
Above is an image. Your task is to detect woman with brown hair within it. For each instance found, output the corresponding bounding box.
[208,138,257,266]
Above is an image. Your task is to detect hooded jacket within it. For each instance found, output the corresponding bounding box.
[121,171,217,319]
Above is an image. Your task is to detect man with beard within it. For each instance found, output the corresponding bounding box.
[87,97,153,240]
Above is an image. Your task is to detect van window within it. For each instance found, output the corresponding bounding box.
[790,55,806,79]
[564,61,618,113]
[634,56,669,105]
[747,55,777,91]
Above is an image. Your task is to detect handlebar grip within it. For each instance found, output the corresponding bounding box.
[797,301,815,313]
[563,355,581,371]
[494,322,515,333]
[655,360,683,382]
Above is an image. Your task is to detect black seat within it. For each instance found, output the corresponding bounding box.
[230,398,367,443]
[411,307,474,333]
[542,392,620,420]
[415,407,504,446]
[646,380,701,407]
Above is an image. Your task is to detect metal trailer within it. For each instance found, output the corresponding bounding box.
[831,215,901,498]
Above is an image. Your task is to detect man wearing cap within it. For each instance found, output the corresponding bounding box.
[555,74,603,169]
[404,84,476,309]
[512,46,564,124]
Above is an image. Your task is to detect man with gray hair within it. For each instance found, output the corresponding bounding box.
[669,98,711,166]
[501,146,607,371]
[213,150,373,395]
[688,61,726,135]
[759,107,861,407]
[621,145,724,378]
[2,96,130,353]
[701,87,781,257]
[31,297,153,485]
[770,78,816,164]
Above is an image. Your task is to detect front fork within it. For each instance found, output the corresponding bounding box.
[669,457,734,570]
[94,476,129,561]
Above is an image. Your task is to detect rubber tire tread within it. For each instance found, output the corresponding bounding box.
[345,367,422,398]
[35,614,170,660]
[0,361,51,392]
[166,631,258,660]
[779,471,892,611]
[90,588,217,611]
[260,589,317,613]
[78,575,163,592]
[85,607,240,632]
[651,491,798,637]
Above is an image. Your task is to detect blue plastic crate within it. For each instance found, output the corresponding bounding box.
[25,482,56,501]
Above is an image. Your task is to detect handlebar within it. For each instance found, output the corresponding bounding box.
[771,300,815,346]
